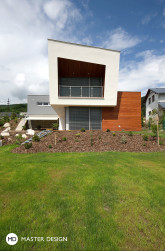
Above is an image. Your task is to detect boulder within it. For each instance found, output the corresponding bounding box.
[15,134,19,137]
[0,140,2,146]
[1,132,10,137]
[26,129,35,136]
[22,134,27,139]
[8,138,12,142]
[3,123,10,128]
[3,127,10,132]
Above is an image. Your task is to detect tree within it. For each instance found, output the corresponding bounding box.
[151,108,160,145]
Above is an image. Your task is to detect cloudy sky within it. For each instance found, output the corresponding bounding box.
[0,0,165,104]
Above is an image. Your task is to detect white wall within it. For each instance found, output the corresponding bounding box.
[146,92,158,121]
[48,40,120,108]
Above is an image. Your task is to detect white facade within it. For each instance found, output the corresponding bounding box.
[48,39,120,130]
[146,91,165,121]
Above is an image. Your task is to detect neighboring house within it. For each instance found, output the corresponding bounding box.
[27,95,58,129]
[27,40,141,131]
[144,88,165,122]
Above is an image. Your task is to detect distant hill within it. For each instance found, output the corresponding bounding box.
[0,104,27,113]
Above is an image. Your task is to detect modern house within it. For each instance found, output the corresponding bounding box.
[26,40,141,131]
[144,88,165,122]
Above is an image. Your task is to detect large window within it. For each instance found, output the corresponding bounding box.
[60,77,103,97]
[69,107,102,130]
[152,95,155,102]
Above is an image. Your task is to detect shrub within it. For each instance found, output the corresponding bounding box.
[16,134,22,140]
[48,144,52,148]
[151,124,157,137]
[3,115,10,123]
[121,135,127,144]
[128,131,133,136]
[52,123,58,130]
[0,135,4,139]
[99,136,101,140]
[32,134,40,142]
[15,118,18,123]
[106,128,110,132]
[15,134,23,145]
[80,128,85,132]
[143,143,146,146]
[24,142,32,149]
[11,112,17,120]
[143,134,148,141]
[62,136,67,141]
[159,140,164,145]
[113,132,116,136]
[22,125,26,130]
[0,119,4,126]
[75,133,80,137]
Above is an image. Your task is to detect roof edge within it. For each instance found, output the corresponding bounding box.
[48,39,120,53]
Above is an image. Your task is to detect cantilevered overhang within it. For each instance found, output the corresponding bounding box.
[48,39,120,107]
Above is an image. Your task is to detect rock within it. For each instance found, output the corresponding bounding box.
[26,129,35,136]
[3,127,10,132]
[15,134,19,137]
[22,134,27,139]
[8,138,12,142]
[3,123,10,128]
[0,140,2,146]
[1,132,10,137]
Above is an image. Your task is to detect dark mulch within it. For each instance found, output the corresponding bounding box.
[12,131,165,153]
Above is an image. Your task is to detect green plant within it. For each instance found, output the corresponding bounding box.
[15,140,21,145]
[143,134,148,141]
[151,124,157,137]
[11,112,17,120]
[128,131,133,136]
[143,143,146,146]
[159,140,164,146]
[99,136,101,140]
[32,134,40,142]
[22,125,26,130]
[106,128,110,132]
[15,118,18,123]
[15,134,23,145]
[3,115,10,123]
[113,133,116,136]
[24,142,32,149]
[52,123,58,130]
[80,128,85,132]
[0,119,4,126]
[48,144,52,148]
[62,137,67,141]
[75,139,79,142]
[16,134,22,140]
[75,133,80,137]
[121,135,127,144]
[0,135,4,139]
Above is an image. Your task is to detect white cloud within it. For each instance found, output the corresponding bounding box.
[102,28,141,51]
[0,0,83,103]
[119,50,165,96]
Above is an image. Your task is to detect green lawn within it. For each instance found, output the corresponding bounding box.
[0,145,165,251]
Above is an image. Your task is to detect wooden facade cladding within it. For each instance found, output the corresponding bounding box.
[102,92,141,131]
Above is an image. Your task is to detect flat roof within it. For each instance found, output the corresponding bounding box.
[48,39,120,53]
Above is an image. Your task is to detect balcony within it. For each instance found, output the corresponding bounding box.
[59,85,104,98]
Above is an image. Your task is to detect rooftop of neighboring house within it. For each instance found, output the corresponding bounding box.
[144,88,165,103]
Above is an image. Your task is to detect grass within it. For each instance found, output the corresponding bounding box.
[0,145,165,250]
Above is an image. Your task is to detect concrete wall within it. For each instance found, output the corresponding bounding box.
[48,40,120,107]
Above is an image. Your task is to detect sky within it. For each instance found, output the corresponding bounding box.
[0,0,165,104]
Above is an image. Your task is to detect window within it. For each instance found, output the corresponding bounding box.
[149,111,151,116]
[37,102,50,106]
[69,107,102,130]
[149,97,151,104]
[152,95,155,102]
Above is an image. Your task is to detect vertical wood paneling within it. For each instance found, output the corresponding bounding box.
[102,92,141,131]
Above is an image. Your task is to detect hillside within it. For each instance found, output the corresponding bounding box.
[0,104,27,113]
